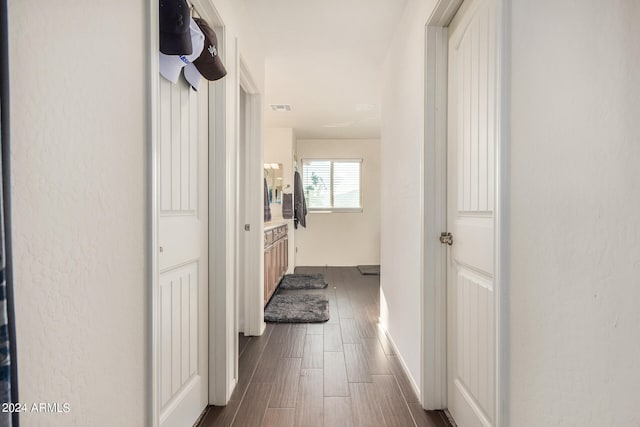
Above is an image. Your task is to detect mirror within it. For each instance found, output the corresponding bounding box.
[264,163,283,204]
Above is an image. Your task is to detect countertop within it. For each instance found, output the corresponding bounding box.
[263,219,292,231]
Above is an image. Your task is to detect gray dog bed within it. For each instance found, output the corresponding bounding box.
[357,265,380,276]
[264,294,330,323]
[279,273,328,290]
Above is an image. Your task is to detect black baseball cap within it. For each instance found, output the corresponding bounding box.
[159,0,193,55]
[191,17,227,81]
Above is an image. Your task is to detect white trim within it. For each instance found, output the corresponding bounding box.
[422,0,463,411]
[494,0,511,424]
[208,26,234,406]
[147,0,160,424]
[238,55,266,337]
[378,320,421,403]
[184,0,233,409]
[421,0,510,424]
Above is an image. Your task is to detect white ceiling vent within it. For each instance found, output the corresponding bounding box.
[270,104,292,112]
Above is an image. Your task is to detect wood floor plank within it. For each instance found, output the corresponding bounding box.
[344,343,372,383]
[324,324,343,352]
[302,333,324,369]
[349,382,385,427]
[302,334,324,369]
[326,292,340,325]
[387,355,419,403]
[269,323,291,344]
[340,319,361,344]
[362,338,391,374]
[335,286,355,318]
[355,318,378,338]
[373,375,416,427]
[269,358,302,408]
[376,328,396,356]
[307,323,324,334]
[239,333,251,357]
[262,408,294,427]
[281,327,306,358]
[324,397,354,427]
[231,326,274,401]
[324,352,349,397]
[232,383,273,427]
[252,338,282,384]
[408,405,452,427]
[198,402,240,427]
[294,369,324,427]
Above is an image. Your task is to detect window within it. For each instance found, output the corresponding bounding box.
[302,159,362,211]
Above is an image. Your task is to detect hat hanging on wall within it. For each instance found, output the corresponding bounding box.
[159,0,193,55]
[159,17,204,84]
[184,17,227,90]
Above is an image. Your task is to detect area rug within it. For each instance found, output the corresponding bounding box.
[279,273,328,290]
[264,294,330,323]
[357,265,380,275]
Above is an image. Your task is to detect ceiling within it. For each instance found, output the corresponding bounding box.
[240,0,408,139]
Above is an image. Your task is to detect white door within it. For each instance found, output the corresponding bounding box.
[158,75,209,427]
[447,0,497,425]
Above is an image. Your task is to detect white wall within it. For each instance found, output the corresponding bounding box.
[380,0,436,394]
[8,1,147,425]
[295,139,380,267]
[508,0,640,424]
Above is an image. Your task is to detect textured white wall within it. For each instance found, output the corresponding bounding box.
[509,0,640,424]
[295,139,380,267]
[380,0,436,392]
[8,1,147,426]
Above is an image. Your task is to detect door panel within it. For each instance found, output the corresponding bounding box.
[158,75,209,427]
[447,0,497,425]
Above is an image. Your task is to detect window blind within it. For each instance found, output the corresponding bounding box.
[302,159,361,211]
[333,161,360,208]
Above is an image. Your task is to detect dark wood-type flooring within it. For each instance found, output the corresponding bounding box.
[198,267,451,427]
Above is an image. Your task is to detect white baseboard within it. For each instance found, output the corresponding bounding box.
[378,318,421,403]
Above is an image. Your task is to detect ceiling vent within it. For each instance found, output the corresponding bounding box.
[270,104,292,112]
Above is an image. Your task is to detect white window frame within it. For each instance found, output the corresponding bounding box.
[301,158,363,213]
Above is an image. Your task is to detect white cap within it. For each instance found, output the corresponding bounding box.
[159,17,204,84]
[184,62,203,90]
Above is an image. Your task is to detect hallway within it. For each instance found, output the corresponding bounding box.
[198,267,450,427]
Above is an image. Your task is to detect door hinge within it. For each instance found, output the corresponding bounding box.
[439,232,453,246]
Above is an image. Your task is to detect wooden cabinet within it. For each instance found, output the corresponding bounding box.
[264,224,288,305]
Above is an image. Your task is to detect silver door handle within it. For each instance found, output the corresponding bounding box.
[439,232,453,246]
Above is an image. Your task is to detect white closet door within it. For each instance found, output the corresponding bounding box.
[158,75,209,427]
[447,0,497,425]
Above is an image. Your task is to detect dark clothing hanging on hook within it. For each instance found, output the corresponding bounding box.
[293,171,307,228]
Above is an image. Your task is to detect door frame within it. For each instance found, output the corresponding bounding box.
[421,0,510,424]
[148,0,233,424]
[237,55,265,338]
